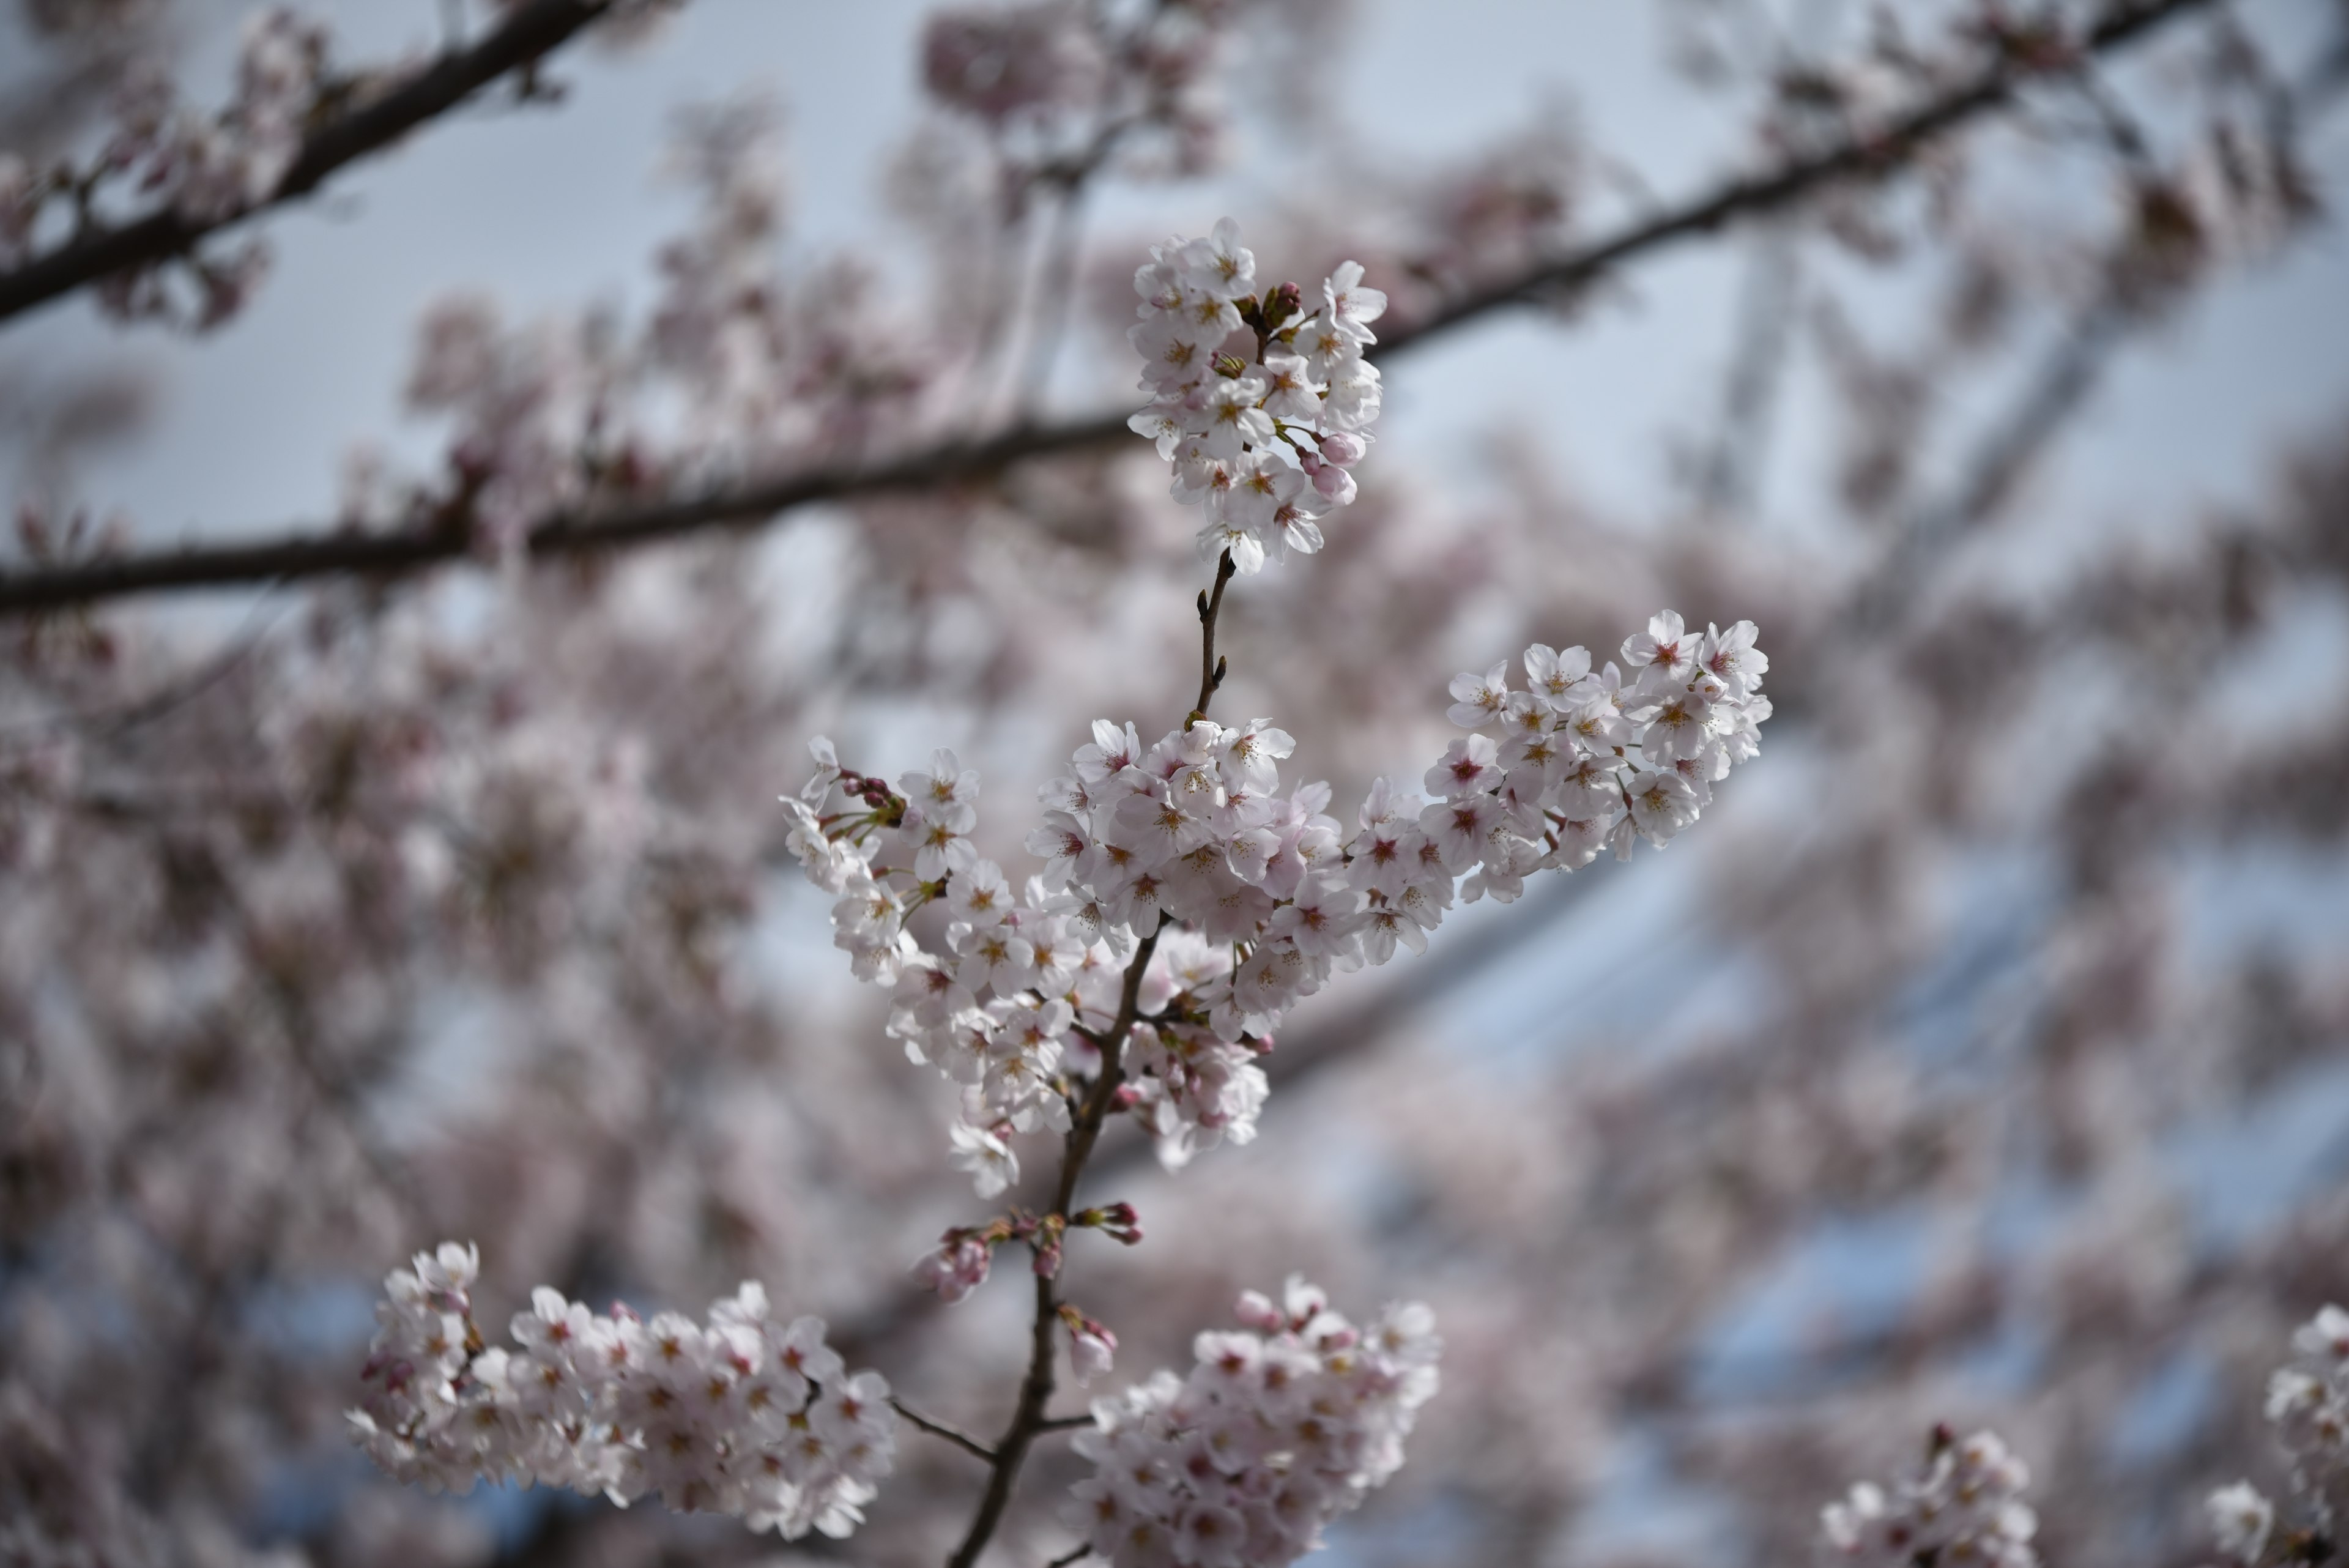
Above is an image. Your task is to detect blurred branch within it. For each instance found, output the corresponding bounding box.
[1855,289,2132,629]
[0,0,2225,617]
[1857,35,2349,628]
[0,0,628,329]
[1687,221,1803,521]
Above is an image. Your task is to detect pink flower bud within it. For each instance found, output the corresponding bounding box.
[1069,1320,1116,1385]
[1233,1290,1284,1332]
[1318,431,1367,466]
[1312,464,1357,505]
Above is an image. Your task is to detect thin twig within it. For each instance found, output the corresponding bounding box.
[0,0,2225,617]
[1192,549,1236,721]
[0,0,620,328]
[889,1396,997,1463]
[1047,1545,1094,1567]
[0,585,290,745]
[1035,1412,1095,1432]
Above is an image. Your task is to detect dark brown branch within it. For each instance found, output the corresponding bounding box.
[0,0,621,329]
[1192,549,1236,721]
[889,1395,997,1463]
[1047,1546,1094,1567]
[946,915,1163,1568]
[0,409,1133,614]
[0,0,2221,618]
[1389,0,2219,346]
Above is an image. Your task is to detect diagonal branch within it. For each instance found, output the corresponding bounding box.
[0,0,625,329]
[890,1395,998,1463]
[0,0,2219,617]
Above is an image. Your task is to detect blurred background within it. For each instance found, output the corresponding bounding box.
[4,0,2349,1563]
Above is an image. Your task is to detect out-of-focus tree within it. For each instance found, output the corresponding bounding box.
[4,1,2348,1565]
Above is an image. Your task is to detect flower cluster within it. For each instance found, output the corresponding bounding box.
[1127,220,1384,576]
[0,9,333,324]
[2206,1303,2349,1561]
[781,612,1768,1187]
[1816,1425,2038,1567]
[358,94,923,562]
[1429,611,1772,893]
[1065,1278,1440,1568]
[347,1242,896,1540]
[136,9,330,225]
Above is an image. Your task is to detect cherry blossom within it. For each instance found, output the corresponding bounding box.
[1064,1279,1439,1568]
[349,1244,895,1539]
[1818,1426,2039,1567]
[1126,221,1383,576]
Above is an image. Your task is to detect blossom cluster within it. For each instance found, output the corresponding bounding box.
[918,2,1278,187]
[1127,220,1384,576]
[347,1242,896,1540]
[134,9,330,225]
[1065,1278,1439,1568]
[1816,1425,2039,1567]
[1428,610,1770,892]
[2206,1302,2349,1562]
[0,9,332,324]
[0,9,325,243]
[360,94,922,562]
[781,612,1768,1191]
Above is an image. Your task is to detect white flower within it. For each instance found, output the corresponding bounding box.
[946,858,1014,926]
[1424,734,1503,799]
[1625,769,1698,844]
[1447,660,1511,727]
[901,748,981,816]
[1522,642,1592,706]
[1178,217,1256,300]
[1699,618,1769,696]
[1069,1319,1117,1386]
[1072,1284,1437,1568]
[1258,352,1324,420]
[1621,609,1696,677]
[1637,686,1714,764]
[1289,311,1358,379]
[2291,1302,2349,1366]
[949,1120,1020,1197]
[1197,371,1272,460]
[1816,1428,2037,1567]
[1321,259,1387,343]
[2205,1481,2274,1562]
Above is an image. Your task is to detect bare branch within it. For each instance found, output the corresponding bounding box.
[889,1396,997,1463]
[0,0,625,329]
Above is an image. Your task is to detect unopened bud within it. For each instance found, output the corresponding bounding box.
[1261,280,1303,333]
